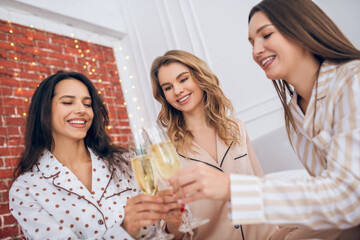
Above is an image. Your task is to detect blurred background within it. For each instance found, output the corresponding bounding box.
[0,0,359,238]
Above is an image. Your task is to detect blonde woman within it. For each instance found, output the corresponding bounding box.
[150,50,279,240]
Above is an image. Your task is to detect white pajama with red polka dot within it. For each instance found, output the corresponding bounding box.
[9,149,146,240]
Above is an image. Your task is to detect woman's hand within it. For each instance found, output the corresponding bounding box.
[157,189,184,239]
[156,189,184,239]
[169,162,231,203]
[122,193,166,238]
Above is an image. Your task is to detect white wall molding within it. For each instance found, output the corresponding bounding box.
[235,96,284,139]
[236,95,280,123]
[178,0,211,65]
[155,0,178,49]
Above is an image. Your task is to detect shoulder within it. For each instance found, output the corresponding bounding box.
[331,60,360,82]
[9,171,38,196]
[327,60,360,97]
[233,118,245,129]
[232,117,248,145]
[337,59,360,71]
[233,117,248,136]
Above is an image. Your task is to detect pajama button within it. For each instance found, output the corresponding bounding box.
[98,220,104,225]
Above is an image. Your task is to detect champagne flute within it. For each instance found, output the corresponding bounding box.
[130,129,174,240]
[145,122,209,233]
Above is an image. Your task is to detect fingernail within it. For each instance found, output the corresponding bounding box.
[180,207,185,213]
[177,198,183,204]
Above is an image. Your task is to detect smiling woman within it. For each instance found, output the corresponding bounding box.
[50,79,94,150]
[9,71,186,239]
[150,50,286,240]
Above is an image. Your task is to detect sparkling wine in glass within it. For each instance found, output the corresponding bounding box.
[146,122,209,233]
[131,130,174,240]
[131,155,158,195]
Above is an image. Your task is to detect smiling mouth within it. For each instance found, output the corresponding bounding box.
[68,120,86,124]
[177,94,190,103]
[261,56,275,67]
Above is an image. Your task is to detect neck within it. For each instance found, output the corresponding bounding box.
[183,107,209,131]
[51,139,90,168]
[287,55,321,104]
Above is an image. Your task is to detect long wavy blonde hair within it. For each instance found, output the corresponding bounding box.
[150,50,242,154]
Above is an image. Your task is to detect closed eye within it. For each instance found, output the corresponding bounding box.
[164,86,172,91]
[264,33,273,39]
[180,78,188,83]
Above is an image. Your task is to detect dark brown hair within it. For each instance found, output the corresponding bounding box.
[13,71,128,180]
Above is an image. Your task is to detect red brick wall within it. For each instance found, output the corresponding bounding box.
[0,19,132,239]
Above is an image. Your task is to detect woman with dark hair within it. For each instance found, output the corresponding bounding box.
[9,71,185,239]
[170,0,360,239]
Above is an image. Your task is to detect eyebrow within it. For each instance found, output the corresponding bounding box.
[160,71,189,87]
[248,24,273,41]
[59,95,91,100]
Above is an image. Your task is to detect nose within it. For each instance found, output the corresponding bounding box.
[173,84,184,95]
[252,40,265,57]
[75,102,86,114]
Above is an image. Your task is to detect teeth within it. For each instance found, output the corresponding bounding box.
[178,95,189,103]
[69,120,85,124]
[261,56,275,66]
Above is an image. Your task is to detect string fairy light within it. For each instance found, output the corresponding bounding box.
[2,16,29,153]
[1,12,142,149]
